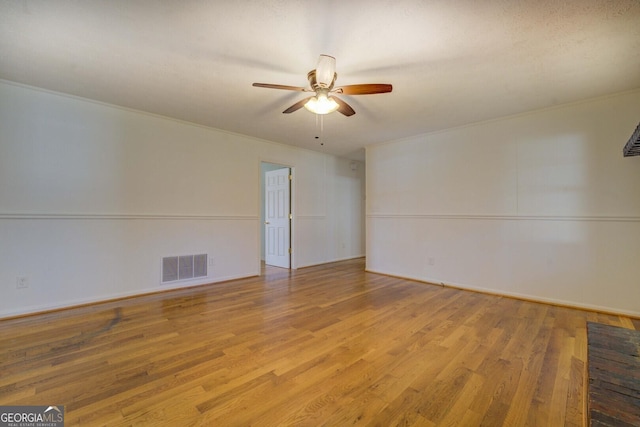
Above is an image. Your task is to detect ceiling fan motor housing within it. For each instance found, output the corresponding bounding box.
[307,69,337,91]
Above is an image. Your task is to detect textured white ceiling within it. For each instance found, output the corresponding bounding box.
[1,0,639,160]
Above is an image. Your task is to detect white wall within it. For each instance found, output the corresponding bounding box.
[367,90,640,316]
[0,81,365,318]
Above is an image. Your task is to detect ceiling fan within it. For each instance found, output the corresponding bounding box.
[252,55,392,116]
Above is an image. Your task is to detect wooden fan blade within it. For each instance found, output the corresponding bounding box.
[334,84,392,95]
[331,96,356,117]
[283,96,314,114]
[252,83,308,92]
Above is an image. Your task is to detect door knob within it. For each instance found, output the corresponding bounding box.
[265,221,270,225]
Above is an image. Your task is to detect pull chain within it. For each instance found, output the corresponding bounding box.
[314,114,325,146]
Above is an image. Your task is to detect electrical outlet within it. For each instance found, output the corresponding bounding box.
[16,276,29,289]
[208,257,215,266]
[428,257,435,266]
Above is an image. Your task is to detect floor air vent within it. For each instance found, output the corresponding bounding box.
[162,254,208,284]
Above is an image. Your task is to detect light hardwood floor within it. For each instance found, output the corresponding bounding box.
[1,258,638,426]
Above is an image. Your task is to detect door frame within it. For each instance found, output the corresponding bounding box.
[260,161,294,271]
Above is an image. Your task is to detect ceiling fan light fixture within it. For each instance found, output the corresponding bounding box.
[253,54,391,116]
[304,93,339,115]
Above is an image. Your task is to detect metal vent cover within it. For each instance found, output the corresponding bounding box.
[162,254,208,284]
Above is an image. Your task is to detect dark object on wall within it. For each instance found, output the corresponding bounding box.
[623,121,640,157]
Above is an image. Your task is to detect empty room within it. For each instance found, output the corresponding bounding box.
[1,1,640,425]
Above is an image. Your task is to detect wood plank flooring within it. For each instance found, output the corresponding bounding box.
[1,258,638,426]
[587,322,640,426]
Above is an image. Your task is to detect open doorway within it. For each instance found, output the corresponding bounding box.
[261,162,292,269]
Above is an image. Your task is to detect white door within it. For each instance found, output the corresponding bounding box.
[265,168,291,268]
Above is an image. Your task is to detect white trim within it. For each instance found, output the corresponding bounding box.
[367,213,640,223]
[0,213,258,221]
